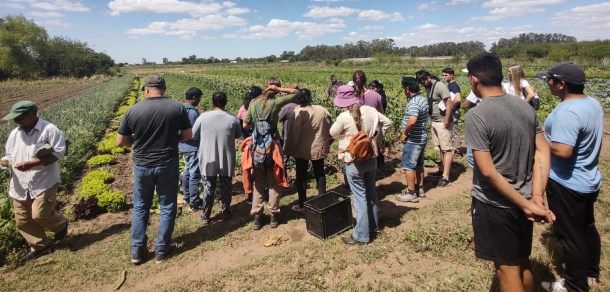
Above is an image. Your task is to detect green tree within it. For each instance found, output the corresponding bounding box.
[0,15,48,79]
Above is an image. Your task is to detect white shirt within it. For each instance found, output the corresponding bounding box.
[466,91,482,105]
[503,79,531,100]
[1,118,66,200]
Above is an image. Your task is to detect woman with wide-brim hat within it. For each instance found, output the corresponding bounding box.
[329,85,392,245]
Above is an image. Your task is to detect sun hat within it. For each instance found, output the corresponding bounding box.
[141,75,166,91]
[2,101,38,120]
[536,62,585,85]
[333,85,360,108]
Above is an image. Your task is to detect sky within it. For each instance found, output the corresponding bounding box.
[1,0,610,64]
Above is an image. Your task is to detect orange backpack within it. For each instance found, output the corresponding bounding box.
[340,118,375,164]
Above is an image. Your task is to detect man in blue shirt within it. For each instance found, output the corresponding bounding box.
[395,77,429,203]
[179,87,203,212]
[538,63,603,292]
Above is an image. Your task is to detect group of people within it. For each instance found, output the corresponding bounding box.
[0,54,603,292]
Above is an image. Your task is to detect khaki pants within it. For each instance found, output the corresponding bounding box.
[250,168,283,216]
[451,111,462,151]
[13,184,67,251]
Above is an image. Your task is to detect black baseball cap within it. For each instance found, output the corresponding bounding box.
[141,75,166,91]
[536,62,585,85]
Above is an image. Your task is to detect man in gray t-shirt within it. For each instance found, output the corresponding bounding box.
[463,53,555,292]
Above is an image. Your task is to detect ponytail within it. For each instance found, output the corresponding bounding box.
[347,103,362,131]
[352,70,367,99]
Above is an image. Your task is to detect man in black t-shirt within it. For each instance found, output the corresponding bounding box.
[117,75,192,265]
[442,68,463,157]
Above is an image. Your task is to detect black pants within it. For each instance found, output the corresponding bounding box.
[546,179,600,292]
[295,157,326,207]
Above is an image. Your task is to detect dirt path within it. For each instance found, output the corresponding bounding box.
[0,82,101,124]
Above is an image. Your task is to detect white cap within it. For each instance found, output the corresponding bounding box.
[461,68,469,73]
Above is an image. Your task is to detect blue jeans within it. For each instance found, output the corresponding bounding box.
[467,148,474,169]
[401,142,426,171]
[345,158,378,243]
[181,152,201,206]
[131,158,179,255]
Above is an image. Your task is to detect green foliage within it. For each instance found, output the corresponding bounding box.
[87,154,116,168]
[97,191,125,212]
[77,179,111,199]
[116,105,130,116]
[82,170,115,184]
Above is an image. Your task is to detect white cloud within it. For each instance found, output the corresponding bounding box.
[199,35,218,40]
[448,0,474,5]
[1,2,25,9]
[222,1,236,8]
[225,7,249,15]
[390,12,404,22]
[357,10,390,21]
[224,18,345,40]
[303,6,359,18]
[482,0,565,8]
[30,11,65,17]
[9,0,89,11]
[551,3,610,40]
[125,14,247,38]
[364,25,384,30]
[418,1,437,10]
[469,6,545,21]
[44,18,72,28]
[108,0,223,16]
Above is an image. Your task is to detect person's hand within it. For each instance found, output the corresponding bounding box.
[15,159,40,171]
[522,200,555,224]
[266,85,279,92]
[444,121,449,129]
[379,143,387,155]
[400,133,407,144]
[531,194,550,223]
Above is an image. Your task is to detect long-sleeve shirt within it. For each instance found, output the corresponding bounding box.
[2,118,66,200]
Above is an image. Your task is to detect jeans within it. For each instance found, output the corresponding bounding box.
[295,157,326,207]
[546,179,600,292]
[467,148,474,169]
[201,176,232,220]
[131,158,179,255]
[181,152,201,207]
[345,158,378,243]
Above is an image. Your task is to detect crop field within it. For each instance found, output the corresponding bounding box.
[0,62,609,291]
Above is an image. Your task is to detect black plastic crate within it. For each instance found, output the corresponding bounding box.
[304,191,353,240]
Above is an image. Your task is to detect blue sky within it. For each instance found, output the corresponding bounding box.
[1,0,609,64]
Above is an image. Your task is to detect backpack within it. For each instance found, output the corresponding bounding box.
[250,100,276,169]
[340,116,375,164]
[521,86,541,111]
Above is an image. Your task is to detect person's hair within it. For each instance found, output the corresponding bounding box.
[212,91,228,108]
[431,76,440,82]
[352,70,368,98]
[368,80,387,101]
[508,64,527,96]
[442,68,455,75]
[295,88,312,105]
[550,77,585,94]
[330,75,336,79]
[466,53,503,87]
[415,70,431,83]
[185,87,203,100]
[243,86,262,110]
[264,77,281,99]
[347,103,362,131]
[401,77,420,93]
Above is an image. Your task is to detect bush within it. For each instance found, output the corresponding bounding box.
[72,197,100,220]
[77,179,111,199]
[97,191,125,212]
[111,147,126,154]
[116,105,130,116]
[87,154,115,168]
[82,170,114,184]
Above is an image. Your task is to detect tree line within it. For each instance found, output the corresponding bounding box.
[0,15,115,80]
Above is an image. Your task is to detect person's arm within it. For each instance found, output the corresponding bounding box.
[473,150,555,222]
[179,128,192,142]
[531,132,551,220]
[545,110,578,159]
[377,103,385,114]
[452,92,462,108]
[116,134,133,147]
[377,112,392,138]
[13,128,64,170]
[524,85,535,103]
[400,116,418,143]
[243,100,255,130]
[443,97,453,128]
[329,114,345,137]
[267,85,297,96]
[192,118,201,141]
[177,106,193,142]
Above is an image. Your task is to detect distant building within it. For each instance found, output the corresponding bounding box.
[230,60,237,64]
[279,60,290,63]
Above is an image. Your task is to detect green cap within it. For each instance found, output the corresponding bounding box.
[2,101,38,120]
[141,75,166,91]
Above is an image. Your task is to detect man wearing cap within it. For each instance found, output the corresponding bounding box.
[326,75,345,99]
[0,101,68,264]
[117,75,192,265]
[537,63,603,292]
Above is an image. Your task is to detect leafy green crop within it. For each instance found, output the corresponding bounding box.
[97,191,125,212]
[87,154,116,168]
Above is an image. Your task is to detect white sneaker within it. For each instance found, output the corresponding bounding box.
[418,189,426,198]
[395,192,419,203]
[291,205,304,213]
[541,279,567,292]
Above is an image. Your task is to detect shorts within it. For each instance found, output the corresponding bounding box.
[471,198,533,266]
[401,142,426,171]
[431,122,453,151]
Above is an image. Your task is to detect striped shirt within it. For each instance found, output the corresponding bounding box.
[402,93,429,144]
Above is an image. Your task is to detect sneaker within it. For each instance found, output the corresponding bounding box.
[395,191,419,203]
[291,205,305,213]
[19,246,52,265]
[436,177,451,187]
[53,219,69,245]
[417,189,426,198]
[252,215,262,230]
[155,243,178,264]
[246,193,253,205]
[342,236,366,246]
[541,279,567,292]
[131,253,143,265]
[427,170,443,177]
[270,215,279,228]
[188,205,202,212]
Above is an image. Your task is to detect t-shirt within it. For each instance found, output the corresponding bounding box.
[465,94,542,208]
[402,93,429,144]
[119,97,192,167]
[360,90,382,110]
[425,81,451,123]
[178,104,199,153]
[237,105,247,120]
[244,92,297,136]
[503,79,530,100]
[327,81,345,98]
[192,110,242,177]
[448,81,461,111]
[544,96,604,193]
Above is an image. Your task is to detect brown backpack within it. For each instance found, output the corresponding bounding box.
[339,117,375,164]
